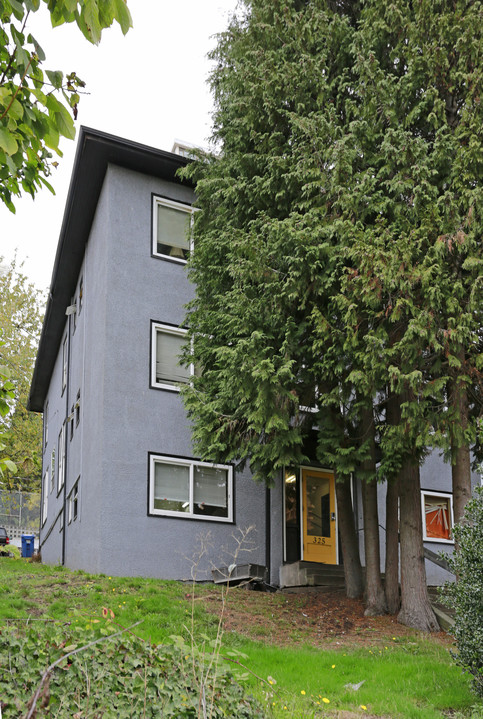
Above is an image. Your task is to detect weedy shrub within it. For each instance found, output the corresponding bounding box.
[0,617,265,718]
[442,486,483,697]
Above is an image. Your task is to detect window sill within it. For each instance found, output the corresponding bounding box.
[151,252,188,266]
[148,510,233,524]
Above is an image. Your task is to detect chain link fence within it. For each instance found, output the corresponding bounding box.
[0,490,40,540]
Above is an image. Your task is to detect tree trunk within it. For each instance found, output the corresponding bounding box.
[398,460,439,631]
[449,365,472,526]
[336,473,364,598]
[360,406,386,616]
[384,392,401,614]
[384,476,400,614]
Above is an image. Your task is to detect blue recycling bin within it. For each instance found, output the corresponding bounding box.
[21,534,35,558]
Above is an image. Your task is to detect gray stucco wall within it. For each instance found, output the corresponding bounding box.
[42,164,269,581]
[40,159,482,587]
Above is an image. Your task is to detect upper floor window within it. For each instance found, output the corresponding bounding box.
[62,335,68,393]
[43,401,48,451]
[57,424,66,495]
[50,449,55,493]
[151,322,193,391]
[152,196,193,264]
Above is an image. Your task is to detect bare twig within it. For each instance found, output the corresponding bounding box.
[219,653,275,689]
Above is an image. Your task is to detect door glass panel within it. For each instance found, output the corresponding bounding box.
[285,468,298,528]
[306,475,330,538]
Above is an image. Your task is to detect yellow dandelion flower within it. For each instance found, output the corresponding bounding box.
[301,690,306,695]
[331,664,336,668]
[360,705,367,711]
[323,698,330,704]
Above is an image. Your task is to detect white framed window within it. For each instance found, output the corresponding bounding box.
[75,390,81,426]
[421,490,454,543]
[149,454,233,522]
[43,402,48,450]
[50,449,55,493]
[68,479,79,524]
[62,335,68,393]
[42,469,49,526]
[78,277,83,315]
[57,424,65,494]
[152,196,193,263]
[151,322,194,391]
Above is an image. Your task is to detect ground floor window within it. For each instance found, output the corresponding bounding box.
[42,469,49,526]
[148,454,233,522]
[68,479,79,523]
[421,491,453,543]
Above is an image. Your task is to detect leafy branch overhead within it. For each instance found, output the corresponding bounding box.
[0,0,132,212]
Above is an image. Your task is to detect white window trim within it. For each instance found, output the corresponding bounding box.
[57,424,65,494]
[42,469,49,526]
[149,454,233,523]
[152,195,194,264]
[151,322,194,392]
[421,490,454,544]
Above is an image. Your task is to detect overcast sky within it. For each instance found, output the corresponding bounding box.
[1,0,238,291]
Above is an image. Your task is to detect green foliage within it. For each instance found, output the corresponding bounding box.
[442,486,483,697]
[0,256,45,489]
[0,619,264,718]
[0,559,479,718]
[0,358,17,477]
[181,0,483,486]
[0,0,132,211]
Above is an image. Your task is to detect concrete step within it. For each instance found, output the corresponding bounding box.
[280,561,345,588]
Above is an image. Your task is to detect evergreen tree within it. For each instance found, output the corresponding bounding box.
[182,0,483,630]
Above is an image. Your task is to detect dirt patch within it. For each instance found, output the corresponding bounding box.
[193,586,453,649]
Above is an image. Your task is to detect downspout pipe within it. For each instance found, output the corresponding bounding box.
[61,309,73,565]
[265,484,271,585]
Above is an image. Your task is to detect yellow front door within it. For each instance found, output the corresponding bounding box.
[302,469,337,564]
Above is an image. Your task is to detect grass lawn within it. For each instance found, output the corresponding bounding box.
[0,552,481,718]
